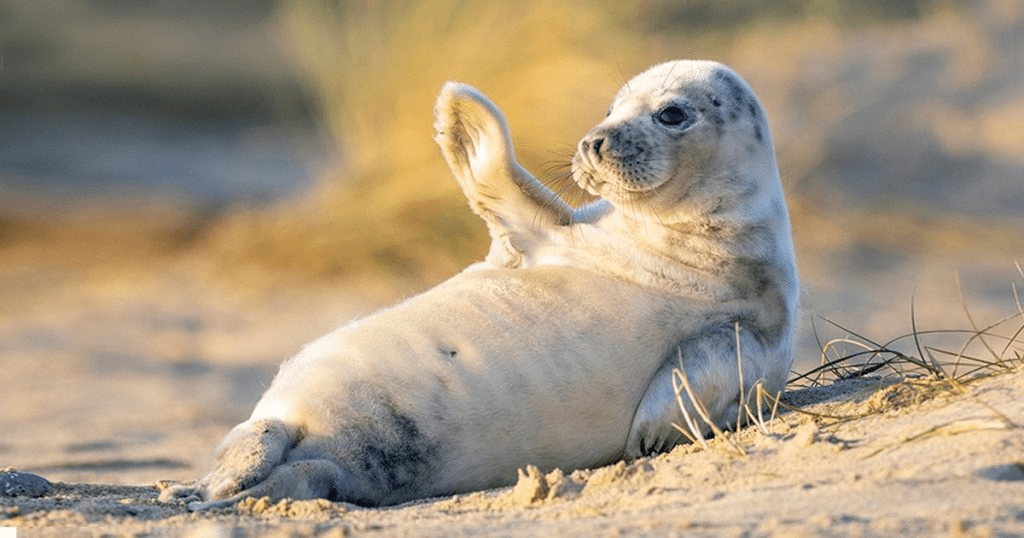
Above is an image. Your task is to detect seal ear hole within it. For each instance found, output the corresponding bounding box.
[712,98,723,107]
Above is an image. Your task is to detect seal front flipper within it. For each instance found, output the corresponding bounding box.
[625,358,690,459]
[433,82,579,268]
[625,327,768,459]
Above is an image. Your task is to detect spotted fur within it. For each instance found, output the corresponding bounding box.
[435,59,799,458]
[161,60,799,510]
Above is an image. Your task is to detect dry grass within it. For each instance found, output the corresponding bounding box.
[198,0,980,284]
[206,0,645,283]
[795,268,1024,389]
[669,266,1024,454]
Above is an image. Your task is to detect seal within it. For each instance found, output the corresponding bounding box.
[434,59,799,456]
[161,60,798,509]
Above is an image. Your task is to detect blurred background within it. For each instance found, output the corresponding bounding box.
[0,0,1022,483]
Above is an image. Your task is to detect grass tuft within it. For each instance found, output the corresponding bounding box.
[671,268,1024,453]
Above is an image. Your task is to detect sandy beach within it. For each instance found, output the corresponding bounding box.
[0,218,1022,536]
[2,1,1024,535]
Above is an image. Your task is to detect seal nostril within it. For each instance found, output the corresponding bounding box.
[592,137,604,157]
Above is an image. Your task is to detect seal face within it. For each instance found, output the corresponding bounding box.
[573,62,771,212]
[162,60,799,509]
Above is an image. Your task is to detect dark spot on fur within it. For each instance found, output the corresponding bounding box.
[727,253,793,346]
[608,129,626,148]
[714,70,746,103]
[706,103,726,126]
[747,102,765,143]
[713,70,755,132]
[734,258,773,298]
[292,426,307,447]
[347,397,439,504]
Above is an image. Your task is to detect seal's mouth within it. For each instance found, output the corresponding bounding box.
[570,155,603,197]
[571,152,666,202]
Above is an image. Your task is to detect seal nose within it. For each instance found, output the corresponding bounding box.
[580,135,605,162]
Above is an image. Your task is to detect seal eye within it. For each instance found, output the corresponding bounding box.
[656,106,690,127]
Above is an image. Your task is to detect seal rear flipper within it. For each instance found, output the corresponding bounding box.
[159,417,294,504]
[183,459,361,511]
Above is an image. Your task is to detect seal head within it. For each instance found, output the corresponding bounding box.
[573,60,774,219]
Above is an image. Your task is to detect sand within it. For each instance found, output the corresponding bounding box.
[1,223,1023,537]
[3,1,1024,533]
[3,362,1023,536]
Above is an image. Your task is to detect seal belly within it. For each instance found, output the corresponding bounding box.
[251,265,673,499]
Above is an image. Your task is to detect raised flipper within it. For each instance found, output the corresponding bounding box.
[626,325,772,459]
[433,82,594,268]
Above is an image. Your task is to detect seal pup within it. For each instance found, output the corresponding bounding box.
[434,59,798,456]
[162,60,798,509]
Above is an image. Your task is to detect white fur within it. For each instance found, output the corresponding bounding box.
[162,60,799,509]
[435,60,799,457]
